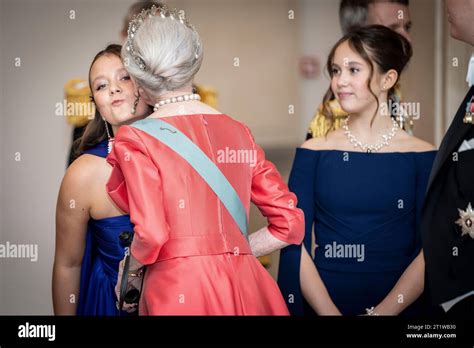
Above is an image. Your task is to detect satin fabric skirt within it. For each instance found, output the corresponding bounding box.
[139,253,289,315]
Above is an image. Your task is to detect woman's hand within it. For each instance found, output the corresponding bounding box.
[300,245,343,315]
[115,258,144,313]
[249,227,290,257]
[369,251,425,316]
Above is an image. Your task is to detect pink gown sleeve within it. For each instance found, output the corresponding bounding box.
[245,126,305,245]
[106,126,169,265]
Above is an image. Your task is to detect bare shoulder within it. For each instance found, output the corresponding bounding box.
[397,131,436,152]
[60,155,103,195]
[301,129,342,151]
[410,137,436,152]
[301,136,329,151]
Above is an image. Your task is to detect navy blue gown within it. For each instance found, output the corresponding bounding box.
[278,149,436,315]
[76,140,134,316]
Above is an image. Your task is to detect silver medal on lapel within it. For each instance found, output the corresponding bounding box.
[455,203,474,239]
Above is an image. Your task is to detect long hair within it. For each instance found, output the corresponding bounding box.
[72,44,122,157]
[321,25,412,135]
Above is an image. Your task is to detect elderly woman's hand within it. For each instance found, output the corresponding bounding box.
[115,256,144,313]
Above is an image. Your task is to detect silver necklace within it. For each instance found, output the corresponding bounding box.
[342,116,399,153]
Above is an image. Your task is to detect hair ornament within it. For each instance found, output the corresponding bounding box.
[126,4,199,72]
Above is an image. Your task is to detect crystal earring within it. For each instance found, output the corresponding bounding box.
[131,94,140,115]
[103,119,114,154]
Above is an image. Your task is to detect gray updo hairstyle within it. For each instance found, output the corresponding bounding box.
[122,12,204,98]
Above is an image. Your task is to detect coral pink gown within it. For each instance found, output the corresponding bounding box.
[106,114,304,315]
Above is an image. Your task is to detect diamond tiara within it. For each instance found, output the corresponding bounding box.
[125,4,199,72]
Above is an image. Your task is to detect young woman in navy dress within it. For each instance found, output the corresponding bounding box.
[278,26,436,316]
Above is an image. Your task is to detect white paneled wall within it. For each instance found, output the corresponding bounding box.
[0,0,4,312]
[0,0,131,315]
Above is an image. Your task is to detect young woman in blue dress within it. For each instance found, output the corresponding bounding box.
[278,25,437,316]
[52,44,151,315]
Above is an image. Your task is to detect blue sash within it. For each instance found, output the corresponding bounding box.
[131,118,248,238]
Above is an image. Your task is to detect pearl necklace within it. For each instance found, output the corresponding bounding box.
[153,93,201,112]
[342,116,399,153]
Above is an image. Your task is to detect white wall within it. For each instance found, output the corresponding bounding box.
[0,0,5,311]
[402,0,437,144]
[297,0,340,139]
[172,0,302,148]
[0,0,131,315]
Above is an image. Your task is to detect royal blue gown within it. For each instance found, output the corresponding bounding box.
[76,140,134,316]
[278,149,436,315]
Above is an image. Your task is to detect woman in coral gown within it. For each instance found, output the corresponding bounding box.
[106,5,304,315]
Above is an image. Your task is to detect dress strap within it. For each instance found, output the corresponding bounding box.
[82,140,108,159]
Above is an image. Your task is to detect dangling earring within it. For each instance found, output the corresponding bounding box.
[131,93,140,115]
[103,119,114,154]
